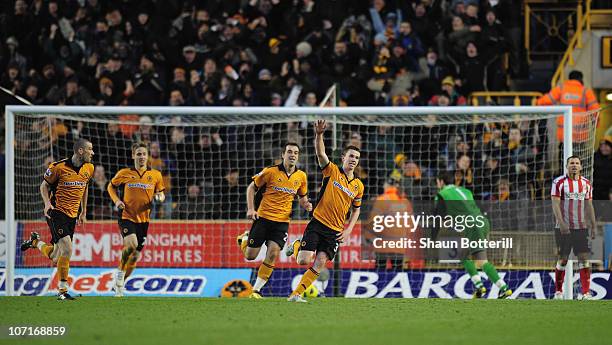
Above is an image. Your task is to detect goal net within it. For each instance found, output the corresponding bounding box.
[2,105,600,299]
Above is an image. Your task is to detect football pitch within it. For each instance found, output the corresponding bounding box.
[0,297,610,345]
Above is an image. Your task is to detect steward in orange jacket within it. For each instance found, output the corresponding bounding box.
[537,70,600,142]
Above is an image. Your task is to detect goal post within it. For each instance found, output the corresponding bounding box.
[5,104,598,299]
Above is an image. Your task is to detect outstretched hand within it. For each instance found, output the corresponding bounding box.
[314,119,327,135]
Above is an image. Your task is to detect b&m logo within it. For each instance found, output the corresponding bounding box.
[1,268,252,297]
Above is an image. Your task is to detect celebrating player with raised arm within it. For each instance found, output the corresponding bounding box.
[21,138,95,300]
[237,143,312,298]
[435,171,512,299]
[108,142,165,297]
[286,119,364,302]
[551,156,596,300]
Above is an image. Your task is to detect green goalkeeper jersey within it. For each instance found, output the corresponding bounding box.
[435,185,490,236]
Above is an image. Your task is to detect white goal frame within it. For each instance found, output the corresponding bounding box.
[3,105,574,297]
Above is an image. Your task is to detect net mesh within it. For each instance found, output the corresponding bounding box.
[6,106,599,298]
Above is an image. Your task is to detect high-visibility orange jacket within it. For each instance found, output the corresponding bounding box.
[537,80,600,142]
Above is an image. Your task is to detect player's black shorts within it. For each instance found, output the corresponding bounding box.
[301,218,340,261]
[118,219,149,251]
[46,209,76,244]
[555,228,590,257]
[248,217,289,248]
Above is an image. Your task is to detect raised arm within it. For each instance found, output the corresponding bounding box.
[314,119,330,168]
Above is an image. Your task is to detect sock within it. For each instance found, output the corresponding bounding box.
[240,238,248,256]
[291,267,319,296]
[125,253,138,279]
[38,242,54,259]
[482,261,507,289]
[58,280,69,294]
[462,259,483,288]
[555,261,566,292]
[57,256,70,293]
[119,247,133,271]
[253,261,274,291]
[579,262,591,295]
[292,240,301,260]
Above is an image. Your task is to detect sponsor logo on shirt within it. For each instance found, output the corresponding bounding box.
[333,180,356,198]
[127,183,154,190]
[63,181,87,187]
[272,186,297,194]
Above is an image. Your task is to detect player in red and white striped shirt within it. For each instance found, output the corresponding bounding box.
[551,155,597,300]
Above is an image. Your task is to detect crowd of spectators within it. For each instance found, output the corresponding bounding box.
[1,0,608,222]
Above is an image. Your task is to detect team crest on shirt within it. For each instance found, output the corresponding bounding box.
[82,171,90,178]
[57,228,64,235]
[278,178,282,182]
[123,228,129,234]
[147,176,152,182]
[301,240,306,247]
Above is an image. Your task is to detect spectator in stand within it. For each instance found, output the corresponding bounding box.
[132,54,165,105]
[176,184,208,220]
[454,154,475,190]
[429,77,466,106]
[216,169,245,219]
[506,127,536,200]
[593,136,612,200]
[419,49,449,102]
[46,76,95,105]
[391,155,431,201]
[459,41,485,94]
[480,9,507,91]
[442,15,479,66]
[88,165,112,220]
[149,141,174,219]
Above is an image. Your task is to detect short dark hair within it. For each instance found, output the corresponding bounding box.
[73,138,91,154]
[131,142,148,154]
[343,145,361,154]
[566,155,581,164]
[568,70,583,83]
[437,170,455,185]
[284,142,300,152]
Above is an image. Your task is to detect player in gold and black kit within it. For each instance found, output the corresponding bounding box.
[108,142,165,297]
[237,143,312,298]
[286,120,364,302]
[21,138,95,300]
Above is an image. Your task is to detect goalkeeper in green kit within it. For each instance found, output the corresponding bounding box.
[434,171,512,299]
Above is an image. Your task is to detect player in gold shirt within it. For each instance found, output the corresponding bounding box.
[236,142,312,298]
[108,142,165,297]
[286,120,364,302]
[21,138,95,300]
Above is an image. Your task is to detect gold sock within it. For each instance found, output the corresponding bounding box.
[119,247,133,271]
[240,238,248,256]
[41,244,54,259]
[125,253,138,279]
[57,256,70,292]
[292,240,301,260]
[292,267,319,296]
[257,261,275,281]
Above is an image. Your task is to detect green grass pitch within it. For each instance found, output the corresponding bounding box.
[0,297,610,345]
